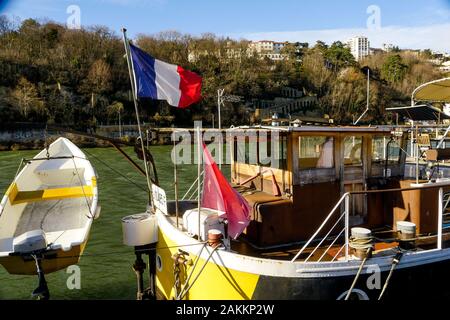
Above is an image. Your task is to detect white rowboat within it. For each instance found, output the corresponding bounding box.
[0,137,99,275]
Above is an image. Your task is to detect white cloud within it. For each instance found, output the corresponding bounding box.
[231,23,450,53]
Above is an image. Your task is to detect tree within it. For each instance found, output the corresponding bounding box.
[86,59,112,94]
[0,15,11,34]
[0,18,445,128]
[84,59,113,114]
[19,18,40,33]
[381,54,408,83]
[314,40,328,52]
[421,49,433,59]
[281,43,300,60]
[106,101,124,123]
[324,41,355,70]
[10,77,44,117]
[302,49,332,96]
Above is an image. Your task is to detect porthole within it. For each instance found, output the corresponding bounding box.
[156,254,163,272]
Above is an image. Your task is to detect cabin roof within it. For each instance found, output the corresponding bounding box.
[386,104,450,121]
[229,125,395,134]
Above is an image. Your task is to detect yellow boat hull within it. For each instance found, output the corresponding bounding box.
[156,230,260,300]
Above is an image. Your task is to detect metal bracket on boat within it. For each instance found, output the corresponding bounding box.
[10,250,57,262]
[171,250,193,266]
[172,250,193,299]
[30,252,50,300]
[132,244,157,301]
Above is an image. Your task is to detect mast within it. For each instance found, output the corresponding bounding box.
[121,28,153,207]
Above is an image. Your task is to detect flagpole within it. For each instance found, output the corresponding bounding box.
[121,27,153,206]
[197,126,202,240]
[217,89,224,169]
[173,136,179,228]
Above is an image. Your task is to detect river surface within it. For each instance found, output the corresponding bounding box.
[0,146,229,299]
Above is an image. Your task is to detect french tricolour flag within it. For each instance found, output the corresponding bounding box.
[129,43,202,108]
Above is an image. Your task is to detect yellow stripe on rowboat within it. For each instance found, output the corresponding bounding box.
[9,185,94,205]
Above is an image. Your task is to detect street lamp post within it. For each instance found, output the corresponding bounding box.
[216,89,242,168]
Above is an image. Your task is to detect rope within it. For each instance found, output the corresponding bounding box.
[349,236,374,251]
[82,148,148,193]
[46,229,67,250]
[0,158,24,218]
[177,246,218,300]
[176,243,207,299]
[31,241,208,261]
[378,251,403,300]
[13,158,24,180]
[344,247,371,300]
[44,124,50,159]
[72,156,94,219]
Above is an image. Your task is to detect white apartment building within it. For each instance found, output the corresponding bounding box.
[249,40,275,53]
[260,53,285,61]
[273,42,287,53]
[248,40,289,60]
[347,36,370,60]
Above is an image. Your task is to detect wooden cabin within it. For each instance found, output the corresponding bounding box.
[230,126,443,247]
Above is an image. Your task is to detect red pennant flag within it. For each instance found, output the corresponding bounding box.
[201,143,251,239]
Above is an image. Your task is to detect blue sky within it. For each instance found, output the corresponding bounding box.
[1,0,450,51]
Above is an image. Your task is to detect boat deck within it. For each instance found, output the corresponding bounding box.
[14,197,90,236]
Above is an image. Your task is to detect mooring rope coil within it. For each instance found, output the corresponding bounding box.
[349,236,374,250]
[344,234,374,300]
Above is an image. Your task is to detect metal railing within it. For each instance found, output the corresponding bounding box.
[181,170,204,200]
[291,183,448,263]
[443,192,450,216]
[290,192,350,263]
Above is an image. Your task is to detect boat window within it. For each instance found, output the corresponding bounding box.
[299,136,334,169]
[233,136,257,164]
[245,135,259,165]
[232,133,287,169]
[343,136,362,166]
[260,135,287,169]
[372,136,400,163]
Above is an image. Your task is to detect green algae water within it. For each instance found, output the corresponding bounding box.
[0,146,229,299]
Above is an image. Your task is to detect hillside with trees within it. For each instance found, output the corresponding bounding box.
[0,16,445,129]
